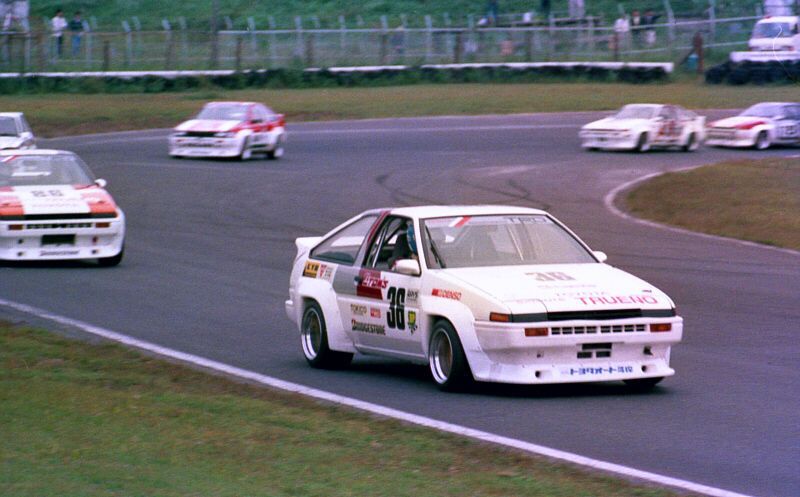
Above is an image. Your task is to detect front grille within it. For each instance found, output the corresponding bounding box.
[25,222,93,230]
[708,128,735,140]
[511,308,674,322]
[551,323,647,335]
[184,131,217,138]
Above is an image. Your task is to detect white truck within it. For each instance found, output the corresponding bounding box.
[730,15,800,62]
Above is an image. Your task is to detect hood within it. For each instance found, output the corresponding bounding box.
[582,117,649,131]
[710,116,770,128]
[444,263,673,314]
[175,119,242,133]
[0,136,23,149]
[0,185,117,217]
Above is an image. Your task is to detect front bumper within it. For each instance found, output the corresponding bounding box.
[579,131,638,150]
[0,213,125,261]
[169,135,245,158]
[467,317,682,384]
[705,129,755,148]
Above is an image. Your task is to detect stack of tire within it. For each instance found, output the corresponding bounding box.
[706,60,800,85]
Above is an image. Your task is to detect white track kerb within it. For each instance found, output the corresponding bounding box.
[0,297,751,497]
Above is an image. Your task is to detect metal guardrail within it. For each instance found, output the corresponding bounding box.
[0,16,758,72]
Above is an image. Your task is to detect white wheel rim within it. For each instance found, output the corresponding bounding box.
[274,145,284,158]
[756,134,768,150]
[430,330,453,384]
[301,308,322,360]
[639,135,650,152]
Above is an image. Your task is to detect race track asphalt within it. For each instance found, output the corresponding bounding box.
[2,112,798,497]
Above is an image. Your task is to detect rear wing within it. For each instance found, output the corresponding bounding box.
[294,236,322,260]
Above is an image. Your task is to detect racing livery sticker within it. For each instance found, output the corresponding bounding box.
[408,311,417,334]
[350,304,367,317]
[527,271,575,282]
[432,288,462,301]
[406,289,419,304]
[351,319,385,335]
[578,295,659,305]
[562,365,634,376]
[356,269,387,300]
[317,263,336,282]
[303,261,320,278]
[370,308,381,318]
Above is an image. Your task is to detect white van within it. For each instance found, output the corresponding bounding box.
[748,16,800,52]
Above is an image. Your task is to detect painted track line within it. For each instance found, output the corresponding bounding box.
[0,297,752,497]
[604,166,800,257]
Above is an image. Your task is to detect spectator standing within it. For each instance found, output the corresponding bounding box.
[486,0,499,26]
[68,10,83,56]
[642,9,660,46]
[630,10,642,48]
[613,13,630,52]
[51,9,67,57]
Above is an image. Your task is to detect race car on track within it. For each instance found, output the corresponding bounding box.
[285,205,683,391]
[169,101,286,160]
[579,104,705,152]
[0,150,125,266]
[706,102,800,149]
[0,112,36,150]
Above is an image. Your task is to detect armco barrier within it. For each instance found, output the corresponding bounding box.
[705,60,800,85]
[0,62,673,92]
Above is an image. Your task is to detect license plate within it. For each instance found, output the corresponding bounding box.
[42,234,75,246]
[561,365,634,376]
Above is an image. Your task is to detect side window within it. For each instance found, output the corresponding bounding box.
[365,216,415,271]
[310,215,377,265]
[20,117,32,133]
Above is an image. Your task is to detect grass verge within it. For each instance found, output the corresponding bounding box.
[624,158,800,251]
[0,322,687,497]
[5,81,799,137]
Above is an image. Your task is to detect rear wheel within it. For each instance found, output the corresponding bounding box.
[682,132,698,152]
[754,131,770,150]
[623,376,664,391]
[428,320,472,391]
[301,302,353,369]
[635,132,650,153]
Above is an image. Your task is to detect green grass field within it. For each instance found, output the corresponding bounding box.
[624,159,800,251]
[0,323,689,497]
[5,81,798,138]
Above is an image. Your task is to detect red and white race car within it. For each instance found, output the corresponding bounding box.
[0,149,125,265]
[169,101,286,160]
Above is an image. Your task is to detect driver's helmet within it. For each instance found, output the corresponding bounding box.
[406,224,417,255]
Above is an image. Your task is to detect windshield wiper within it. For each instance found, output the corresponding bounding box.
[425,226,447,269]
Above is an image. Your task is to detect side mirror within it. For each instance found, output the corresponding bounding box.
[95,178,107,188]
[593,250,608,263]
[394,259,421,276]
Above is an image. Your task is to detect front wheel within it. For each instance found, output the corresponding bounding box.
[754,131,770,150]
[301,302,353,369]
[239,138,253,160]
[623,376,664,392]
[428,320,472,391]
[682,132,698,152]
[635,132,650,153]
[266,135,285,160]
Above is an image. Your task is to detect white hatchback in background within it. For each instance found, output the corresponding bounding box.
[747,16,800,53]
[0,112,36,150]
[579,104,705,152]
[169,101,286,160]
[0,150,125,266]
[286,205,683,391]
[706,102,800,149]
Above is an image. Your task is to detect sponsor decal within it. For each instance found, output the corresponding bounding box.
[350,304,367,317]
[387,287,406,330]
[406,289,419,304]
[527,271,575,282]
[431,288,462,301]
[578,295,658,305]
[317,263,336,282]
[303,261,319,278]
[351,319,385,335]
[408,311,417,334]
[40,250,79,256]
[356,269,387,300]
[562,365,634,376]
[370,308,381,318]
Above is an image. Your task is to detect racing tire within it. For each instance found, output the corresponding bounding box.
[681,132,698,152]
[428,320,472,392]
[266,135,285,160]
[301,301,353,369]
[635,133,650,153]
[623,376,664,392]
[239,138,253,161]
[97,245,124,267]
[753,131,770,150]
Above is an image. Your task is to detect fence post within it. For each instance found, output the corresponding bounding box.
[693,31,704,75]
[247,16,257,62]
[235,35,243,71]
[305,32,314,67]
[163,19,174,69]
[294,16,303,63]
[380,31,388,65]
[612,32,619,61]
[179,16,188,68]
[524,28,533,61]
[84,24,93,69]
[708,0,716,44]
[443,12,452,55]
[24,32,31,72]
[37,32,45,71]
[122,20,132,66]
[425,15,433,62]
[339,14,346,55]
[268,16,277,67]
[454,30,462,63]
[132,16,142,60]
[102,39,111,71]
[547,13,555,61]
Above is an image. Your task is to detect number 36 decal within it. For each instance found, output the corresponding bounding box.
[387,287,406,330]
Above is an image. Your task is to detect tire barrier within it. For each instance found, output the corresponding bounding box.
[705,60,800,85]
[0,63,672,94]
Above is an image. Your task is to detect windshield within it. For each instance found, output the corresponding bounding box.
[752,22,794,38]
[196,104,248,121]
[741,103,783,118]
[422,215,596,269]
[0,154,95,187]
[613,105,657,120]
[0,117,18,136]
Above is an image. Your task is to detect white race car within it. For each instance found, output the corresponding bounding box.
[706,102,800,150]
[169,101,286,160]
[580,104,705,152]
[286,206,682,391]
[0,150,125,265]
[0,112,36,150]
